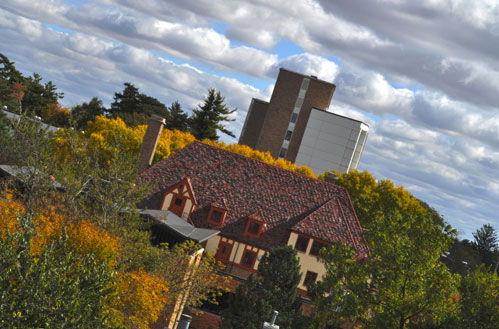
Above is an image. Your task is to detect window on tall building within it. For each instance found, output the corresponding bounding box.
[279,147,288,158]
[295,235,309,253]
[284,130,293,141]
[290,113,298,123]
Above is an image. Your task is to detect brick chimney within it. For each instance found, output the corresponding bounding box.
[138,115,165,173]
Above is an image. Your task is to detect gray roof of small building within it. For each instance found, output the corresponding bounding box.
[0,165,64,189]
[2,109,60,133]
[137,209,220,243]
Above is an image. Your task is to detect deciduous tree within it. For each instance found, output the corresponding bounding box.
[455,265,499,328]
[310,212,459,329]
[0,203,116,328]
[326,169,435,229]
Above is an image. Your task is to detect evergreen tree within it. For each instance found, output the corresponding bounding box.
[220,245,304,329]
[22,73,63,117]
[71,97,106,130]
[165,101,188,131]
[473,224,499,268]
[0,108,11,161]
[0,54,25,112]
[189,89,236,140]
[109,82,167,126]
[0,53,23,83]
[109,82,140,116]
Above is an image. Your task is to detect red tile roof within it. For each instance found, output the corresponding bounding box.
[137,141,367,257]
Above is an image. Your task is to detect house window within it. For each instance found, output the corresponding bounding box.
[295,235,309,253]
[207,206,226,226]
[279,147,288,158]
[310,240,327,256]
[215,241,233,263]
[303,271,318,287]
[169,194,187,217]
[241,250,257,269]
[284,130,293,141]
[248,221,261,235]
[245,218,264,237]
[290,113,298,123]
[211,210,223,223]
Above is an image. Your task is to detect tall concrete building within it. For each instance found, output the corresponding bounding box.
[239,68,368,175]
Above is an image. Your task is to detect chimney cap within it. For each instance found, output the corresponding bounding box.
[325,172,339,184]
[149,114,166,124]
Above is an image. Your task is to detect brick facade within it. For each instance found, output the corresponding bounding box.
[239,99,269,149]
[285,78,335,163]
[138,115,165,173]
[238,68,335,161]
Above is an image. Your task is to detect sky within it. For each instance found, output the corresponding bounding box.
[1,0,498,239]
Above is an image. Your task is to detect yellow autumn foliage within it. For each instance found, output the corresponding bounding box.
[110,269,169,329]
[67,220,121,265]
[30,206,66,256]
[0,193,24,240]
[0,195,169,327]
[54,115,316,177]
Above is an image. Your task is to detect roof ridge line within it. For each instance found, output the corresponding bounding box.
[193,140,335,185]
[301,197,335,221]
[336,198,358,249]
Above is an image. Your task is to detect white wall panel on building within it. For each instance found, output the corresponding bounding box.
[295,109,369,175]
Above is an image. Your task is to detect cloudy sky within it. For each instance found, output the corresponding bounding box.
[1,0,498,239]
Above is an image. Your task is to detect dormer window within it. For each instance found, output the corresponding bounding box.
[207,206,226,226]
[244,217,265,238]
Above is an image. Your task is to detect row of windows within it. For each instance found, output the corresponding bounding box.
[295,235,328,256]
[278,78,310,159]
[172,194,266,238]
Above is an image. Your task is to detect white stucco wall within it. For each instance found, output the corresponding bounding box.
[287,232,327,291]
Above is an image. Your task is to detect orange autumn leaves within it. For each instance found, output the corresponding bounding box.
[0,195,168,329]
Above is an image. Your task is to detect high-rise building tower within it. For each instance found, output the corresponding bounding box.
[239,68,368,175]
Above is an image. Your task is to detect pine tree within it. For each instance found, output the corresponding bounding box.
[189,89,236,141]
[70,97,106,130]
[109,82,168,126]
[165,101,188,131]
[473,224,499,268]
[220,245,304,329]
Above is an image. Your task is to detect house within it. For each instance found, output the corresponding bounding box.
[136,117,367,296]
